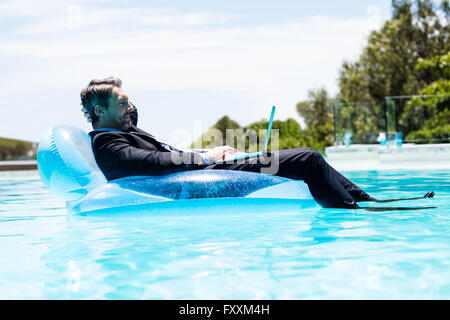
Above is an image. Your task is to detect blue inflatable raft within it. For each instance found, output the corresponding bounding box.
[37,126,317,215]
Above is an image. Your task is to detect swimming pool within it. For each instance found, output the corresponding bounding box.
[0,169,449,299]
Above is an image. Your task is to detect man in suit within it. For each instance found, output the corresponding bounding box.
[80,77,434,210]
[81,77,237,178]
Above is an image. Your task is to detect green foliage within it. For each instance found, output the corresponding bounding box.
[211,116,241,135]
[335,0,449,143]
[191,115,315,152]
[338,0,449,101]
[295,88,334,148]
[243,117,311,151]
[400,57,450,141]
[0,138,36,160]
[194,1,449,150]
[334,102,386,144]
[415,52,450,79]
[190,116,240,149]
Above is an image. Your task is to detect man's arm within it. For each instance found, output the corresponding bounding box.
[93,133,206,179]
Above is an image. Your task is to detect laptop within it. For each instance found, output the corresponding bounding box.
[218,106,276,162]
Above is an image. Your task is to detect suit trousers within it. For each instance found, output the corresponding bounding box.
[207,148,371,208]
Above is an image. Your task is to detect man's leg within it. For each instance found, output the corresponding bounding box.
[274,148,361,208]
[206,148,366,209]
[326,165,373,201]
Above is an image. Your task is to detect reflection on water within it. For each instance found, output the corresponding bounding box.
[0,169,449,299]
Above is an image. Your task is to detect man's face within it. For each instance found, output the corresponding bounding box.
[100,87,133,131]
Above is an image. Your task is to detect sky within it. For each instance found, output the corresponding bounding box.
[0,0,393,147]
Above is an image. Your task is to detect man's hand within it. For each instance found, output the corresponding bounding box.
[205,146,238,163]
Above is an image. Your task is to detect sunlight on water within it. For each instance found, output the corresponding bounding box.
[0,169,449,299]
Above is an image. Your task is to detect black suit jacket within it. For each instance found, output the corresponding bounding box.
[89,124,206,181]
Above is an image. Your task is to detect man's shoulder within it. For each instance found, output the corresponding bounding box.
[89,129,124,137]
[89,129,133,148]
[89,127,136,138]
[89,126,151,136]
[89,126,159,150]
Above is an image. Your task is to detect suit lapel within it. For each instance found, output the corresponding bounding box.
[127,126,176,151]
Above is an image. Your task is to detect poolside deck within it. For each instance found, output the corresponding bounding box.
[325,143,450,171]
[0,160,37,171]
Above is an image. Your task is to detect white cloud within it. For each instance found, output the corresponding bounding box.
[2,2,235,37]
[0,0,60,17]
[0,0,386,143]
[1,15,375,86]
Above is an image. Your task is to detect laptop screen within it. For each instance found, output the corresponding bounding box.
[262,106,276,152]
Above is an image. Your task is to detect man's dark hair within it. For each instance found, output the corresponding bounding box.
[80,76,122,123]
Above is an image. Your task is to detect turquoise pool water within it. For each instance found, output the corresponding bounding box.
[0,169,449,299]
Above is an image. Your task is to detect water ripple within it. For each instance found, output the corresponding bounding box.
[0,169,449,299]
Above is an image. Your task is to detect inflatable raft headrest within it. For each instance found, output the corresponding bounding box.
[37,126,107,201]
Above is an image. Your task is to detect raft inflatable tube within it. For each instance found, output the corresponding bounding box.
[37,126,318,215]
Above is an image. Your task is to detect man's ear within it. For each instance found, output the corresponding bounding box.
[93,105,105,118]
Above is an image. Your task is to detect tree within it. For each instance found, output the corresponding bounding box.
[243,117,310,151]
[296,88,334,149]
[400,52,450,141]
[338,0,449,102]
[191,116,240,149]
[211,116,241,136]
[335,0,449,142]
[0,137,36,160]
[191,115,312,151]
